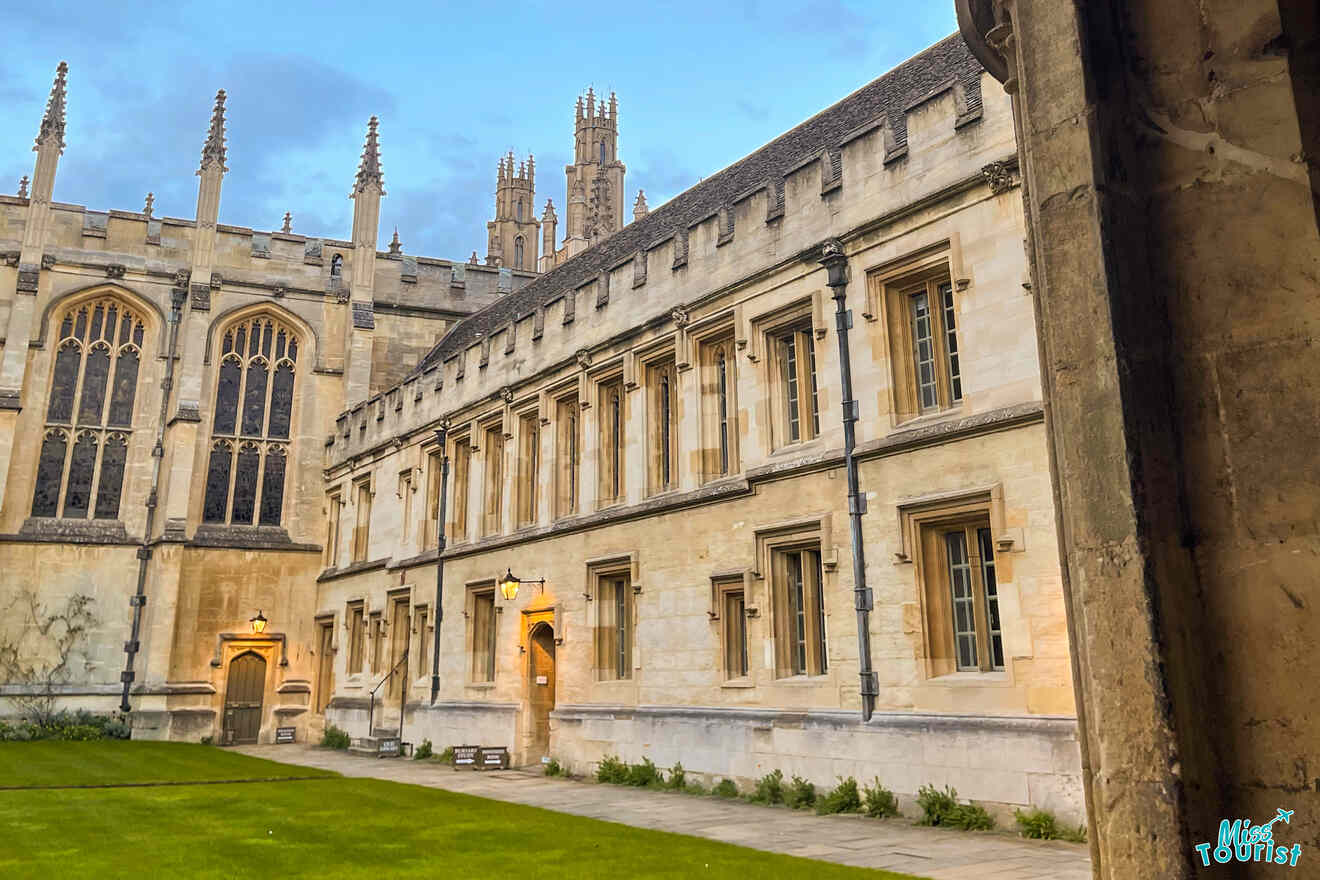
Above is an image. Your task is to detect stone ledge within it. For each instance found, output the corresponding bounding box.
[6,518,136,545]
[317,556,390,582]
[186,524,320,552]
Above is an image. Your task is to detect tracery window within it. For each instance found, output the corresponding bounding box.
[202,314,299,526]
[32,296,146,520]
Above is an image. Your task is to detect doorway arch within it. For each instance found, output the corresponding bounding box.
[223,650,266,744]
[527,622,556,761]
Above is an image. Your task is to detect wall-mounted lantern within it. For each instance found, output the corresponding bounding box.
[497,568,545,601]
[249,610,268,635]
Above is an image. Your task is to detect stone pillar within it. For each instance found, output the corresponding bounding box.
[345,117,384,406]
[958,1,1320,876]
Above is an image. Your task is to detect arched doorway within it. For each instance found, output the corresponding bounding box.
[527,622,555,761]
[223,650,266,744]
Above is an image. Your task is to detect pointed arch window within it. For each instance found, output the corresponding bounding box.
[513,236,525,270]
[203,313,300,526]
[31,295,146,520]
[599,140,607,164]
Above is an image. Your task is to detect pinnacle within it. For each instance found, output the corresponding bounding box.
[353,115,385,196]
[388,226,402,255]
[35,61,68,154]
[198,89,228,173]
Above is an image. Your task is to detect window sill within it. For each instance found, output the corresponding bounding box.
[768,439,824,458]
[926,670,1011,686]
[721,679,756,689]
[770,674,832,686]
[893,405,967,433]
[465,681,497,690]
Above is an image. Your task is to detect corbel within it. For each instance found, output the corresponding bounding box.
[577,370,591,410]
[820,512,837,571]
[949,231,970,290]
[537,388,551,426]
[467,419,481,452]
[623,352,639,392]
[811,290,828,340]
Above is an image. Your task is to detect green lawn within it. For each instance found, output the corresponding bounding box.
[0,742,923,879]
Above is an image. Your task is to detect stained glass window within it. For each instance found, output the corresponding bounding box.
[31,296,147,519]
[204,314,299,526]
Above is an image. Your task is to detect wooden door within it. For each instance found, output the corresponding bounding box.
[224,651,266,744]
[387,597,410,701]
[314,621,334,714]
[528,623,555,760]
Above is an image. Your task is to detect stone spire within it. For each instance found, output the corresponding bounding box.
[198,89,227,173]
[609,91,618,120]
[281,212,292,233]
[542,198,557,224]
[143,192,154,217]
[17,176,28,198]
[388,226,402,255]
[353,116,384,195]
[35,62,68,154]
[633,189,648,222]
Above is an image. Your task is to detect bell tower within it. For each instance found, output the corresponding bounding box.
[565,89,625,253]
[485,152,539,271]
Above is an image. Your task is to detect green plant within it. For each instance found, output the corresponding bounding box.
[320,725,350,750]
[1015,807,1085,841]
[438,746,455,764]
[626,757,664,788]
[784,775,816,809]
[682,779,707,795]
[666,762,686,790]
[199,735,213,746]
[952,803,995,830]
[712,778,739,798]
[916,784,960,826]
[544,759,563,777]
[861,778,900,818]
[816,777,862,815]
[596,754,629,784]
[748,768,784,804]
[413,739,433,759]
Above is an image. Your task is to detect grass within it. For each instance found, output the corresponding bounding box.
[0,742,924,879]
[0,741,335,788]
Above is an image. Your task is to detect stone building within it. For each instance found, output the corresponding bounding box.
[0,70,535,741]
[319,35,1083,823]
[1,35,1086,823]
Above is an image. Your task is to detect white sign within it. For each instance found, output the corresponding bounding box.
[535,675,548,685]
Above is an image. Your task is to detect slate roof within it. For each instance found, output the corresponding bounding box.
[411,34,984,376]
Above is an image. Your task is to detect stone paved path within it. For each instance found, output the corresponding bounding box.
[236,745,1091,880]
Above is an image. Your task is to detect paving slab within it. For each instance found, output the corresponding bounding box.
[236,744,1092,880]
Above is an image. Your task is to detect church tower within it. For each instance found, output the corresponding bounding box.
[485,152,539,271]
[564,89,625,259]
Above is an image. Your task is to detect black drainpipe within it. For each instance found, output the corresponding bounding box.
[818,239,878,721]
[120,285,186,713]
[429,424,450,705]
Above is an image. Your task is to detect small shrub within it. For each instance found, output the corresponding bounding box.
[712,778,739,798]
[438,746,455,764]
[1015,808,1085,841]
[544,759,563,777]
[682,779,707,796]
[916,784,960,826]
[199,735,213,746]
[101,716,131,740]
[320,724,351,750]
[626,757,664,788]
[816,777,862,815]
[862,778,900,818]
[784,775,816,809]
[749,769,784,805]
[1015,807,1057,839]
[414,739,433,760]
[666,762,687,790]
[952,803,995,831]
[596,754,630,785]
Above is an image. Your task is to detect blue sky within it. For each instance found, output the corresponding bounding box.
[2,1,957,259]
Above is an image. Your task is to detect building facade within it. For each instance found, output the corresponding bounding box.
[1,35,1085,824]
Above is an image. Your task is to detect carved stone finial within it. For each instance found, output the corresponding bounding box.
[499,386,514,404]
[981,161,1013,195]
[633,189,648,222]
[17,176,29,198]
[575,348,592,369]
[542,198,557,223]
[670,305,690,327]
[353,116,385,196]
[281,211,292,233]
[388,226,402,255]
[35,62,68,154]
[198,89,228,173]
[820,238,845,261]
[143,192,154,217]
[469,251,479,264]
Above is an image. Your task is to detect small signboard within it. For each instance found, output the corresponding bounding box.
[535,675,548,685]
[275,726,296,744]
[480,746,509,770]
[377,737,400,757]
[453,745,480,767]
